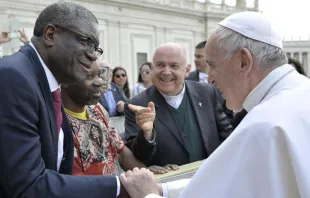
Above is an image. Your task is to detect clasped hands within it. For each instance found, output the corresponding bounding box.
[120,168,162,198]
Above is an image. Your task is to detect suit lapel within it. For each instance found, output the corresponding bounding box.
[111,84,118,100]
[151,87,188,152]
[195,70,200,82]
[185,82,210,151]
[59,106,74,174]
[19,45,58,156]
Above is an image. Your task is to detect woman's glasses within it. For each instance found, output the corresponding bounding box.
[115,74,126,78]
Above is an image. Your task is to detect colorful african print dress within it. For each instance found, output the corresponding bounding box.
[65,104,124,176]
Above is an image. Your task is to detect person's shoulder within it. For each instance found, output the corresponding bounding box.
[91,103,109,116]
[237,103,288,135]
[133,83,140,88]
[0,52,32,78]
[185,80,216,93]
[0,50,28,65]
[89,103,112,123]
[110,83,123,93]
[186,71,199,81]
[0,55,37,101]
[110,82,118,89]
[0,62,31,84]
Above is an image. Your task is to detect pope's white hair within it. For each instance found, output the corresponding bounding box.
[215,26,287,68]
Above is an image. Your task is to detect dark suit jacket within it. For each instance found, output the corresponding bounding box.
[99,82,127,116]
[186,70,234,123]
[0,45,117,198]
[124,81,233,166]
[231,109,248,129]
[186,70,199,81]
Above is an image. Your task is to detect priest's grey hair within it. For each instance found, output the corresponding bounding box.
[215,26,287,69]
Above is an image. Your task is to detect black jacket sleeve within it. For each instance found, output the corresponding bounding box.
[212,86,234,143]
[124,103,157,164]
[0,67,117,198]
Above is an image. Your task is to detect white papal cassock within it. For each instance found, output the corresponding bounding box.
[146,64,310,198]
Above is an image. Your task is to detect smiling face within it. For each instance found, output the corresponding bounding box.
[140,64,152,82]
[152,44,191,96]
[64,61,104,106]
[112,68,127,88]
[206,34,252,111]
[46,20,100,85]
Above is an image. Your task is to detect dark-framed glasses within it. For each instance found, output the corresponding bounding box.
[54,25,103,58]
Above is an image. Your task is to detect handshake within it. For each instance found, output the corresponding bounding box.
[119,167,163,198]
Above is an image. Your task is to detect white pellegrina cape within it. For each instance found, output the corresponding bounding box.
[147,64,310,198]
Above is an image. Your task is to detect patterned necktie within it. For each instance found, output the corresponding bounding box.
[52,89,63,134]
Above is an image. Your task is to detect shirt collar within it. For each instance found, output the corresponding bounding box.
[160,84,186,102]
[199,72,208,83]
[160,84,186,109]
[243,64,295,112]
[29,43,59,92]
[199,72,208,79]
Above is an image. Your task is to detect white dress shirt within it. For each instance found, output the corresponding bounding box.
[198,72,208,83]
[29,43,64,172]
[160,85,186,109]
[132,83,147,97]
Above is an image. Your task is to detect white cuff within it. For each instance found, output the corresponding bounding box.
[148,131,156,144]
[116,176,120,196]
[145,194,164,198]
[162,183,169,198]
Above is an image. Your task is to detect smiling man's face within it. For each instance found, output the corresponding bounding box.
[152,44,191,96]
[46,20,100,85]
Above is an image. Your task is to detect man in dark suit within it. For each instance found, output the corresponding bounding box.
[186,41,209,82]
[0,2,126,198]
[124,43,233,167]
[187,41,234,123]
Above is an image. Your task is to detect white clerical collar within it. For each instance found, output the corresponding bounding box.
[29,42,59,92]
[243,64,295,112]
[160,84,186,109]
[199,72,208,83]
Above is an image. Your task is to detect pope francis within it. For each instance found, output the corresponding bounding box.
[120,11,310,198]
